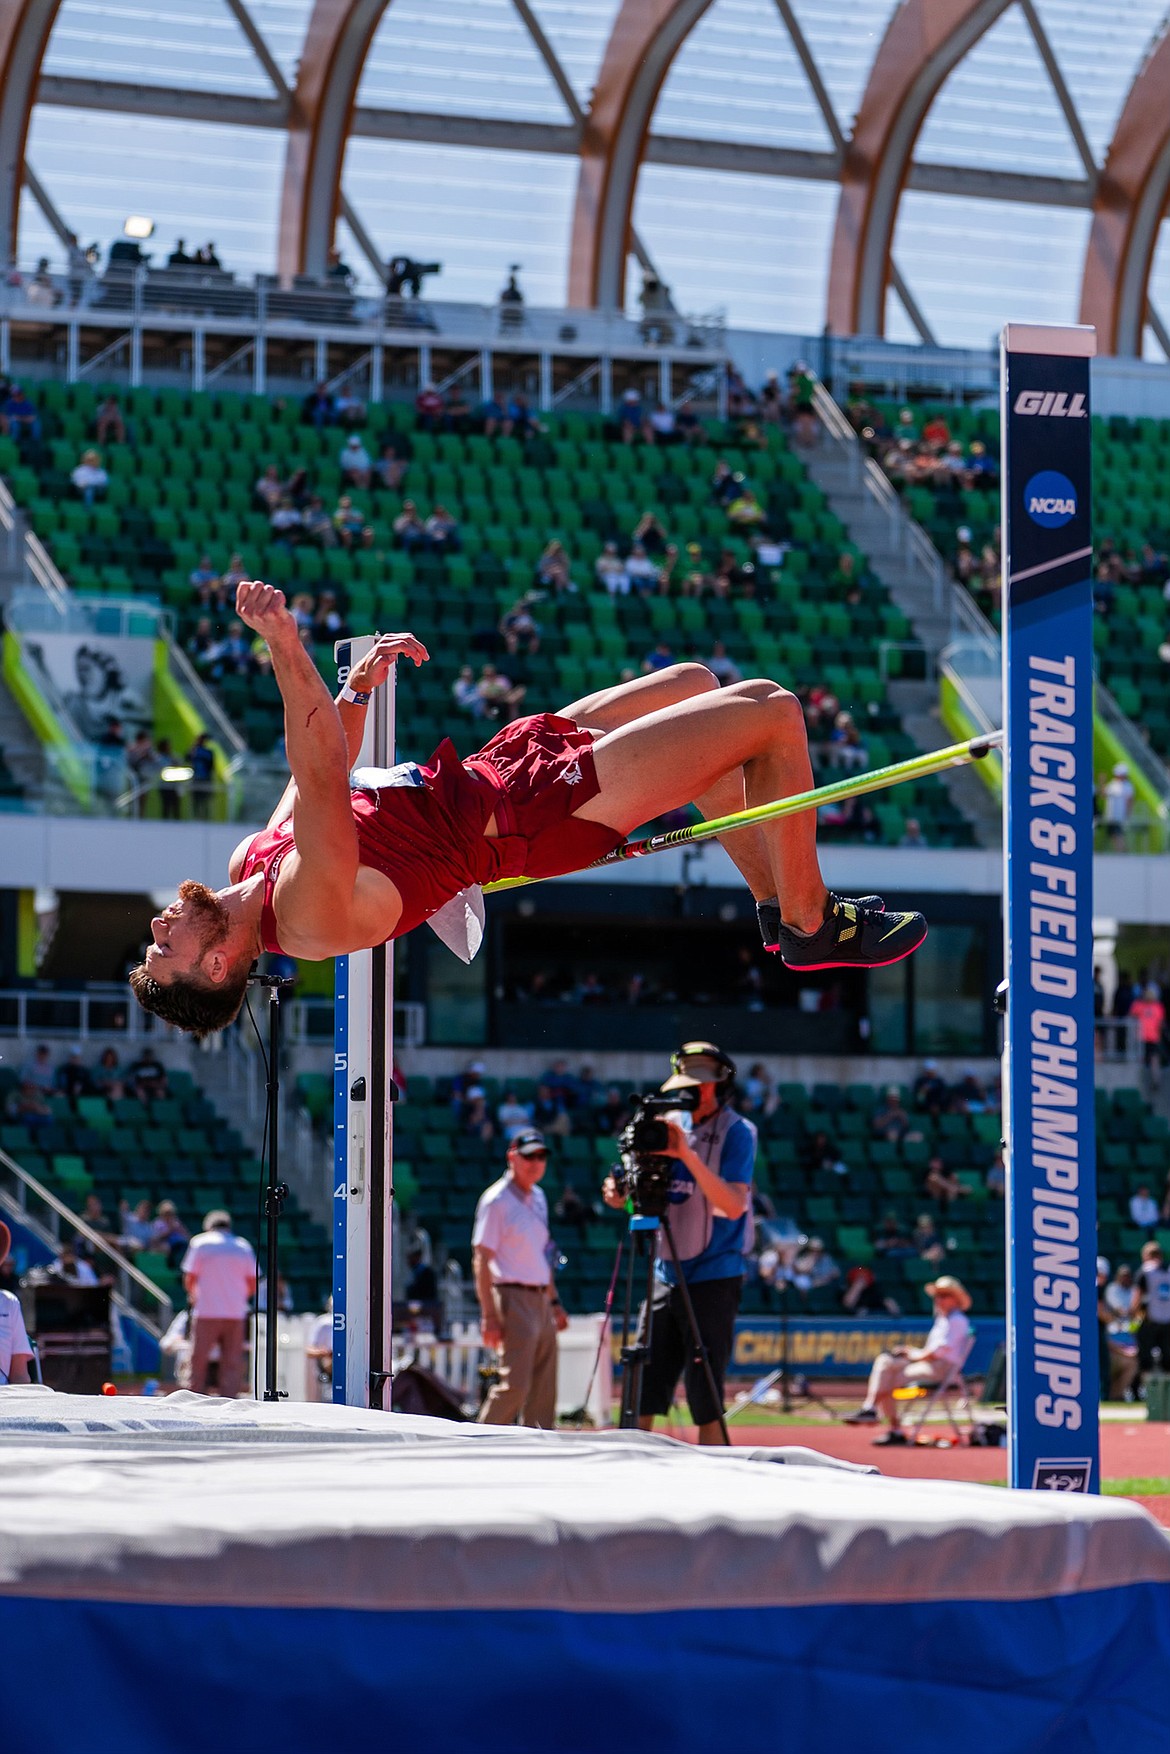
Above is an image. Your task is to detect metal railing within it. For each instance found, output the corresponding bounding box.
[0,1145,174,1335]
[0,984,165,1040]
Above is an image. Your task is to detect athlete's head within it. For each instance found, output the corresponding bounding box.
[128,881,252,1040]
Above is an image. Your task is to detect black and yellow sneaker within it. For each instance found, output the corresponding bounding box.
[757,894,884,954]
[768,893,927,971]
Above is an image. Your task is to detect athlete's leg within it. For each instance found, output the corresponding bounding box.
[573,678,828,932]
[560,663,774,898]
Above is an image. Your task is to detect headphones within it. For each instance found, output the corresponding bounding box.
[670,1040,737,1104]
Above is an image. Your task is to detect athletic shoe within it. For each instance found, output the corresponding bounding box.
[842,1406,879,1425]
[757,894,884,954]
[771,893,927,972]
[872,1429,909,1446]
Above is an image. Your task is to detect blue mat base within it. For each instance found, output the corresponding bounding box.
[6,1587,1170,1754]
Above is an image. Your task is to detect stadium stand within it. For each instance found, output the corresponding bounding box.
[864,400,1170,762]
[0,381,976,846]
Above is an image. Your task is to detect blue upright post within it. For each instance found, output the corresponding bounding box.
[1001,323,1099,1491]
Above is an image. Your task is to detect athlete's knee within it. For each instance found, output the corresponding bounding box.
[663,661,720,701]
[734,678,806,736]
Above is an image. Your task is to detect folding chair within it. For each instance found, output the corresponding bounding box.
[901,1332,977,1445]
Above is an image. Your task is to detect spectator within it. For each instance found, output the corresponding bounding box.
[644,401,676,445]
[478,392,506,437]
[1130,1184,1160,1231]
[618,387,642,444]
[1105,1264,1140,1325]
[189,553,221,594]
[424,504,460,552]
[505,393,539,439]
[0,1219,31,1384]
[0,383,38,440]
[536,539,573,594]
[710,460,738,507]
[912,1213,946,1265]
[404,1244,438,1306]
[498,595,540,657]
[873,1212,915,1258]
[555,1181,594,1243]
[187,732,216,818]
[311,590,346,643]
[532,1082,571,1138]
[913,1060,948,1117]
[726,484,765,530]
[415,384,445,431]
[182,1210,258,1400]
[128,1045,168,1103]
[1137,1240,1170,1384]
[302,382,335,428]
[120,1196,157,1253]
[985,1148,1006,1198]
[333,495,372,550]
[845,1276,972,1443]
[55,1045,93,1101]
[125,727,156,815]
[333,385,365,428]
[497,1089,533,1142]
[222,553,249,592]
[923,1152,967,1208]
[705,641,742,686]
[802,1128,847,1177]
[92,1046,125,1100]
[841,1263,899,1317]
[393,500,426,551]
[254,465,284,513]
[642,639,675,674]
[269,494,303,546]
[339,434,371,489]
[9,1080,51,1130]
[154,739,182,821]
[871,1086,911,1144]
[1099,1256,1139,1402]
[740,1062,773,1113]
[150,1201,190,1268]
[19,1044,55,1093]
[790,1236,840,1293]
[476,663,525,721]
[632,511,669,555]
[79,1192,116,1246]
[624,542,659,593]
[301,495,337,548]
[71,448,108,505]
[46,1239,98,1286]
[95,394,126,445]
[1101,762,1135,845]
[899,817,929,849]
[452,664,487,718]
[375,441,408,493]
[1130,982,1165,1092]
[595,540,629,595]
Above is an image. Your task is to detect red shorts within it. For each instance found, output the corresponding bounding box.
[465,713,625,882]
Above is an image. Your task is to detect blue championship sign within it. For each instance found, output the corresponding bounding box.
[1000,323,1099,1492]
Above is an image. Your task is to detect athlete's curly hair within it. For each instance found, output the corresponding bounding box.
[128,961,250,1042]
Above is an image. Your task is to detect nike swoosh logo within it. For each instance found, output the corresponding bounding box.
[877,917,913,943]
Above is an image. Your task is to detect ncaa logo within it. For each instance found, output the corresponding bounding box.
[1025,470,1077,529]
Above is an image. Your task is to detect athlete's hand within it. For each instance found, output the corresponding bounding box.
[348,632,429,693]
[235,579,297,644]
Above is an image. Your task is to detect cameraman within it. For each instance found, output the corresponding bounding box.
[603,1042,754,1444]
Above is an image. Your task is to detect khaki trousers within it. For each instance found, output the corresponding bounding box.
[190,1314,247,1400]
[865,1352,937,1421]
[478,1285,557,1429]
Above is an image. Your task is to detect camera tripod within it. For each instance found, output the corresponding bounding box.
[616,1210,731,1447]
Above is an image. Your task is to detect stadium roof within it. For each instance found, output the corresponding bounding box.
[3,0,1170,353]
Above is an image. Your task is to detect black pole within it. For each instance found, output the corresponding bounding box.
[252,974,293,1402]
[659,1212,731,1446]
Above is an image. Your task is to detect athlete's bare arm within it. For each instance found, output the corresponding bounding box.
[235,581,359,946]
[258,631,429,835]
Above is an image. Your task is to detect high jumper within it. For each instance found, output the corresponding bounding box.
[129,579,927,1037]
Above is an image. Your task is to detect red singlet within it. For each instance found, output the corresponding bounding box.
[239,713,624,953]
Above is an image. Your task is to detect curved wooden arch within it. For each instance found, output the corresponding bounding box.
[276,0,389,284]
[826,0,1009,337]
[1080,28,1170,357]
[0,0,63,267]
[567,0,713,309]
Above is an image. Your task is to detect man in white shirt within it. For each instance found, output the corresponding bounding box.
[0,1221,33,1387]
[181,1209,257,1399]
[472,1129,568,1427]
[844,1275,973,1445]
[1130,1185,1160,1230]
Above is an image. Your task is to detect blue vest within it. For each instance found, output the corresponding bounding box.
[656,1107,756,1286]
